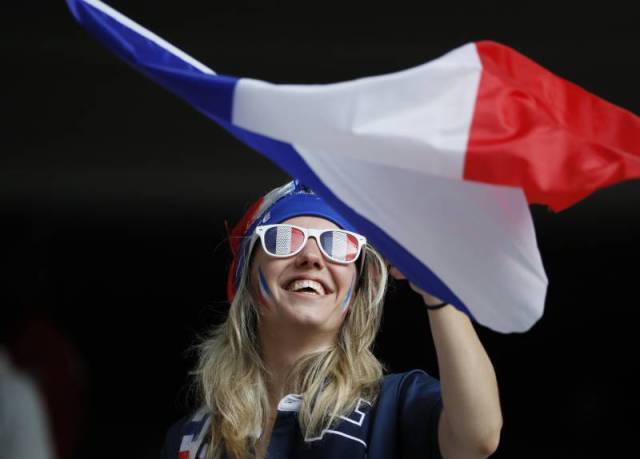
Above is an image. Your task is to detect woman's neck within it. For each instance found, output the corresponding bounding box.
[259,324,335,405]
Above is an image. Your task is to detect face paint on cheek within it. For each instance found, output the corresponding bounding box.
[341,275,356,313]
[258,268,273,306]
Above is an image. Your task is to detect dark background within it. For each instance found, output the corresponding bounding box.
[2,1,638,458]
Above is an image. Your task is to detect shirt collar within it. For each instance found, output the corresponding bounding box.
[277,393,303,412]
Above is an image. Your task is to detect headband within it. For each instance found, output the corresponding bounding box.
[226,180,356,302]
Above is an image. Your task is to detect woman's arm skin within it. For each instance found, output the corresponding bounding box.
[390,268,503,458]
[429,301,502,458]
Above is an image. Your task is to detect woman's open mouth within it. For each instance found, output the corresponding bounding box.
[285,279,326,296]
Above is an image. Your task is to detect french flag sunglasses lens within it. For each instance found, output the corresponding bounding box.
[263,226,359,261]
[319,231,359,262]
[264,225,305,255]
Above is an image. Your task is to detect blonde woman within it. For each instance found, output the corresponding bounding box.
[160,180,503,459]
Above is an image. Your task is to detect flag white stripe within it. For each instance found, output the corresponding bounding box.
[232,43,480,180]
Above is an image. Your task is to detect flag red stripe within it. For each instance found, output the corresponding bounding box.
[465,41,640,212]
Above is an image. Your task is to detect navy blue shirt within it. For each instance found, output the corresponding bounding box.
[161,370,442,459]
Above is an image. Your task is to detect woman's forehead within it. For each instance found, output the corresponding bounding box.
[280,216,341,230]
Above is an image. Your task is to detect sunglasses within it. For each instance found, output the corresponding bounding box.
[254,224,367,264]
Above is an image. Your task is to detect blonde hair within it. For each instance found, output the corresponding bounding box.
[190,239,388,459]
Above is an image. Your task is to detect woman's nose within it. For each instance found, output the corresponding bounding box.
[295,236,325,268]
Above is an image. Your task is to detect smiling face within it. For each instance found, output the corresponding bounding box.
[249,216,358,337]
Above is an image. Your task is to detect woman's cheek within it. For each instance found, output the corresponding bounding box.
[257,267,274,307]
[341,275,356,313]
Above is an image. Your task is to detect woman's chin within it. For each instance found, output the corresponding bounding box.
[283,301,343,329]
[283,289,330,302]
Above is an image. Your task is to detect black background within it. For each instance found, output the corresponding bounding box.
[2,1,638,458]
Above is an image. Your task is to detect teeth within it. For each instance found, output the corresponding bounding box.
[287,279,325,295]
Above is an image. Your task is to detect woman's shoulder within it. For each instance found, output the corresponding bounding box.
[160,407,211,459]
[372,370,443,458]
[381,369,440,394]
[160,414,188,459]
[375,369,442,413]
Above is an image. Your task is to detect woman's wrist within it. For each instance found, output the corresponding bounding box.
[425,301,449,310]
[421,292,449,309]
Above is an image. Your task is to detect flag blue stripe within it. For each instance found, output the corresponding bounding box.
[67,0,474,320]
[67,0,237,123]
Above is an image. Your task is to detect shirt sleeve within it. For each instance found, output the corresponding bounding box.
[398,369,443,459]
[159,415,188,459]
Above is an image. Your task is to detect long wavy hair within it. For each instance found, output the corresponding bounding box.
[190,235,389,459]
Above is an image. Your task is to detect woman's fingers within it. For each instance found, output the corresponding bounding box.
[388,265,406,280]
[387,261,445,305]
[384,259,407,280]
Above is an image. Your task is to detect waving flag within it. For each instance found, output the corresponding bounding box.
[66,0,640,333]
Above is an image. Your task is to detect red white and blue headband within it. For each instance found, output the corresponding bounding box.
[226,180,358,302]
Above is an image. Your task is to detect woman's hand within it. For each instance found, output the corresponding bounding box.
[388,264,447,307]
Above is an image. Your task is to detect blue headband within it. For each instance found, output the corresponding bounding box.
[227,180,357,301]
[251,183,356,232]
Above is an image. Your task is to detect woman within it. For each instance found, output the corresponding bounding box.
[161,180,503,459]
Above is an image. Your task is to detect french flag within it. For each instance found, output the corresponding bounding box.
[66,0,639,333]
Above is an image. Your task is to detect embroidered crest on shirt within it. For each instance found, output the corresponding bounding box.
[304,398,372,448]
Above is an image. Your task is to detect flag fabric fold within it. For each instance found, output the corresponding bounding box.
[66,0,639,333]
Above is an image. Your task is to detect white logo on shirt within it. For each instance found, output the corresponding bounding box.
[305,398,372,448]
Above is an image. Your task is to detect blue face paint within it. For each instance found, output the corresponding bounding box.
[258,268,272,304]
[341,275,356,312]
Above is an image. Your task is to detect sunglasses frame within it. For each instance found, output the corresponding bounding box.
[254,223,367,264]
